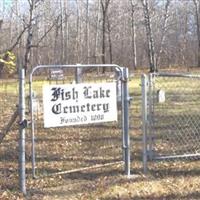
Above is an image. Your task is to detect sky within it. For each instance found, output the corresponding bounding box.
[0,0,13,18]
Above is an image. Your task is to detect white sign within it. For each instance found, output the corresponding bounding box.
[50,69,64,80]
[43,82,117,127]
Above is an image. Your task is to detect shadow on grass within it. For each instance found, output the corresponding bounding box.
[28,167,136,198]
[34,135,121,143]
[102,191,200,200]
[62,167,123,181]
[150,167,200,178]
[139,192,200,200]
[26,158,123,175]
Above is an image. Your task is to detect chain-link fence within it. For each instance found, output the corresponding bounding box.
[3,69,200,196]
[142,72,200,171]
[0,78,19,192]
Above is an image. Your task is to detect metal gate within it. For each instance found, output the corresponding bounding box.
[142,72,200,172]
[29,64,130,179]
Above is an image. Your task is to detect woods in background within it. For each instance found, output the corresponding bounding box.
[0,0,200,75]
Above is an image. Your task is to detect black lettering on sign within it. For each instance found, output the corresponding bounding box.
[83,86,111,99]
[91,114,104,121]
[52,103,61,114]
[83,86,92,99]
[72,88,78,101]
[51,87,78,102]
[51,87,61,101]
[103,103,109,113]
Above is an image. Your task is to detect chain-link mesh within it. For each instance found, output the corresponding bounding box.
[28,67,125,178]
[147,73,200,160]
[0,78,19,191]
[128,74,142,167]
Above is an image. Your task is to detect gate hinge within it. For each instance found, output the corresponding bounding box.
[19,119,28,129]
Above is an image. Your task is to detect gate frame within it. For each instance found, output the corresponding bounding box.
[29,64,130,179]
[19,68,26,194]
[142,72,200,173]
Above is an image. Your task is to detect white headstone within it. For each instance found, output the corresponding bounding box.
[157,89,165,103]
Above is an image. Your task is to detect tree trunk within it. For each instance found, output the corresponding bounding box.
[24,0,34,74]
[130,0,137,70]
[193,0,200,67]
[107,16,112,64]
[156,0,171,68]
[141,0,156,72]
[0,108,18,144]
[101,11,106,65]
[94,0,101,65]
[86,0,90,64]
[53,16,60,64]
[101,0,111,73]
[75,0,80,63]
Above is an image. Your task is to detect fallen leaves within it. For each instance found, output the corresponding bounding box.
[0,191,24,200]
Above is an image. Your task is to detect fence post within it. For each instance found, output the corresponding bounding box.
[121,67,130,177]
[19,68,26,194]
[75,64,83,83]
[141,74,148,174]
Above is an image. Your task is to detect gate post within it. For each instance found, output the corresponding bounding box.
[141,74,148,174]
[19,68,26,194]
[121,67,130,176]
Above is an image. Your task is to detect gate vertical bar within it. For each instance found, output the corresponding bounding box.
[148,73,154,160]
[122,68,130,176]
[29,73,36,178]
[120,68,125,162]
[141,74,148,174]
[19,68,26,194]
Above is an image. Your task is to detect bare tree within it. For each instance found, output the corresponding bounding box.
[100,0,111,73]
[156,0,171,68]
[64,0,69,64]
[86,0,90,64]
[107,15,112,64]
[75,0,81,63]
[130,0,138,70]
[0,0,200,73]
[94,0,101,64]
[193,0,200,67]
[53,15,61,64]
[24,0,41,73]
[140,0,156,72]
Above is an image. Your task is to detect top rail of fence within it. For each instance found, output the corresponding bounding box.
[153,72,200,79]
[29,64,124,81]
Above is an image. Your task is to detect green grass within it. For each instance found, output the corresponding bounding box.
[0,80,18,94]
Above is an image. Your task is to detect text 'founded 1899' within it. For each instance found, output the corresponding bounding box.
[43,82,117,127]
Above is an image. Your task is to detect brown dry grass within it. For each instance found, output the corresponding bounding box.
[1,73,200,200]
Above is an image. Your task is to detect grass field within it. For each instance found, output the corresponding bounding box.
[1,72,200,200]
